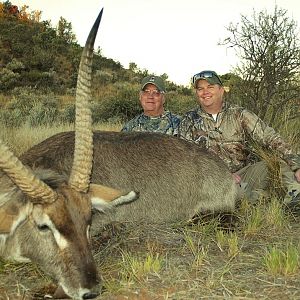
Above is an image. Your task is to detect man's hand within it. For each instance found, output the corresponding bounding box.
[295,169,300,183]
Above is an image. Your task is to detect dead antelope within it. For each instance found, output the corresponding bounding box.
[0,9,137,300]
[1,7,238,300]
[22,130,238,231]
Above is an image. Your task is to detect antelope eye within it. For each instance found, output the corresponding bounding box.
[37,224,50,231]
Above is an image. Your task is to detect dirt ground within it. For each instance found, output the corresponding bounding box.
[1,209,300,300]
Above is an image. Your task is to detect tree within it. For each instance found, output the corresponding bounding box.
[56,17,76,44]
[221,6,300,126]
[129,62,138,72]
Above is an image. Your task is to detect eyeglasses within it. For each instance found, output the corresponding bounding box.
[191,71,222,86]
[141,89,164,97]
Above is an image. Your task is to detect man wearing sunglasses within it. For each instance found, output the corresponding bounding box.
[121,75,180,135]
[179,70,300,208]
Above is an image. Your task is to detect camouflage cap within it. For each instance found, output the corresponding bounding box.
[141,75,166,93]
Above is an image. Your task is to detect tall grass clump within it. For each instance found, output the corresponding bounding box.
[273,105,300,150]
[241,198,287,236]
[215,231,239,258]
[28,100,59,127]
[242,201,265,236]
[264,197,287,229]
[245,138,287,200]
[59,103,75,124]
[183,229,208,269]
[263,243,300,276]
[119,250,163,284]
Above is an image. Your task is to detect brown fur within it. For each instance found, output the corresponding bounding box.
[0,7,237,299]
[21,130,238,227]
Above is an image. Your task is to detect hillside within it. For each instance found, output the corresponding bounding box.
[0,1,195,124]
[0,1,140,93]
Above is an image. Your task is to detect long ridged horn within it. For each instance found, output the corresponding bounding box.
[68,9,103,193]
[0,139,57,203]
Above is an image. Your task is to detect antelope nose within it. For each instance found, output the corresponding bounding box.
[83,291,99,299]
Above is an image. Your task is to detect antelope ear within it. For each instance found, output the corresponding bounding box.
[89,183,139,212]
[0,211,15,234]
[0,202,32,234]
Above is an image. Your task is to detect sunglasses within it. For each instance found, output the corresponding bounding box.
[191,71,222,86]
[141,89,163,97]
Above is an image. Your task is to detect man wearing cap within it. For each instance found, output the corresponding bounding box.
[121,75,181,135]
[179,70,300,207]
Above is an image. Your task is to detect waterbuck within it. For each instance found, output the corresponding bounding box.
[0,9,138,300]
[1,7,238,300]
[21,130,238,229]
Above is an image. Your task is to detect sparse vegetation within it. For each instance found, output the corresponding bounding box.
[0,1,300,299]
[263,243,300,276]
[1,200,300,299]
[0,117,299,299]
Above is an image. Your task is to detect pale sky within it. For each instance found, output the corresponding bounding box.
[12,0,300,86]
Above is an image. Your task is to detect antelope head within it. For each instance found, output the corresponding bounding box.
[0,8,137,299]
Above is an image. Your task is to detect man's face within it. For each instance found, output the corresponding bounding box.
[195,79,224,111]
[140,83,165,117]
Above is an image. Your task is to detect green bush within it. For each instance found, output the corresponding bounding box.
[28,101,59,126]
[0,87,60,127]
[0,68,20,91]
[92,97,141,123]
[92,83,142,122]
[0,109,23,127]
[94,70,114,85]
[60,103,75,124]
[165,91,196,116]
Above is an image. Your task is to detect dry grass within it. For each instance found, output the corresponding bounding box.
[1,205,300,299]
[0,122,122,155]
[0,123,300,299]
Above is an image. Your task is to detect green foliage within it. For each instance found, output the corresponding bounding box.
[263,243,300,275]
[60,103,75,124]
[119,250,162,283]
[92,83,142,122]
[56,17,76,44]
[0,1,204,123]
[6,57,25,71]
[1,1,299,130]
[221,6,300,126]
[0,87,60,127]
[0,67,20,90]
[215,231,239,258]
[28,100,58,127]
[94,70,114,85]
[165,91,195,116]
[93,53,123,73]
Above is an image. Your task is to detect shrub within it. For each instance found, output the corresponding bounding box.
[0,68,20,91]
[60,103,75,124]
[0,109,23,127]
[28,100,59,126]
[94,70,114,85]
[92,83,141,123]
[165,91,196,116]
[0,87,60,127]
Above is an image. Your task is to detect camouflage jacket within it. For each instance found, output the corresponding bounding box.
[121,111,181,136]
[179,102,300,173]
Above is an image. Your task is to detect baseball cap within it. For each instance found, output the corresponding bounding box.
[191,70,223,87]
[141,75,166,93]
